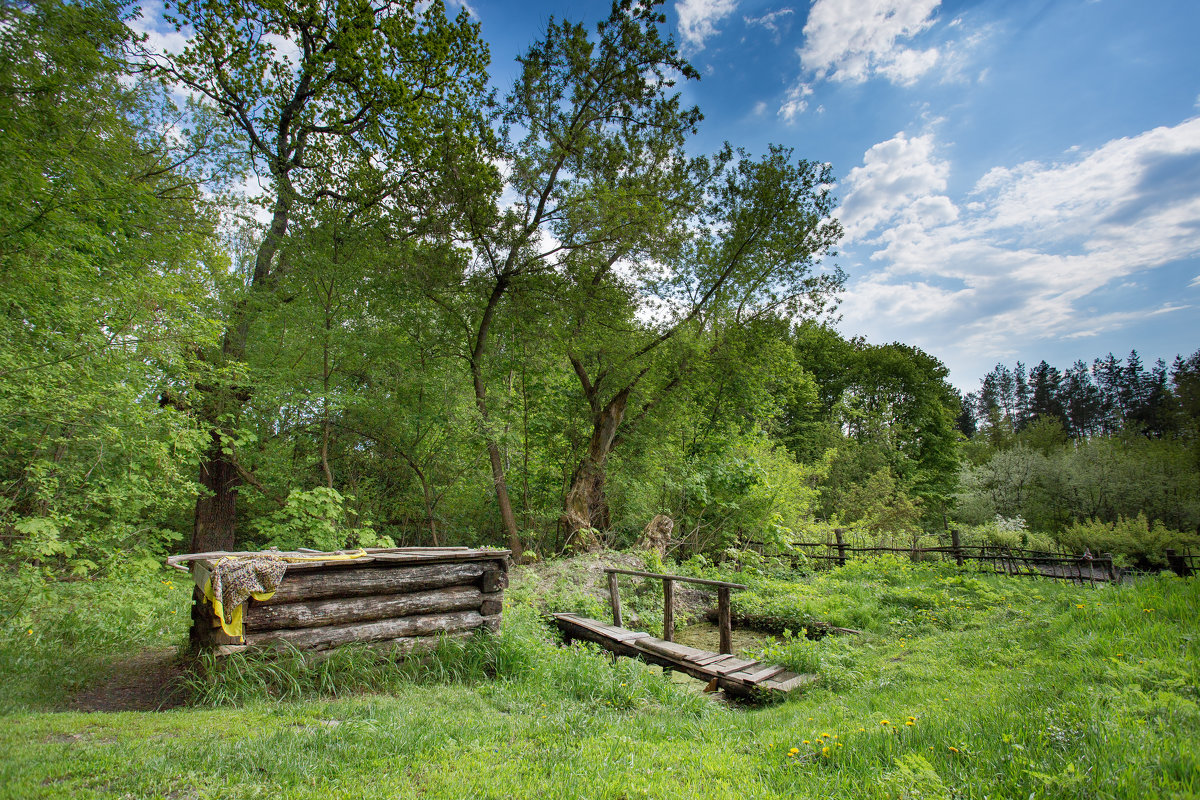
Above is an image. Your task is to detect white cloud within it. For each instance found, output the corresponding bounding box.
[800,0,941,85]
[836,117,1200,364]
[837,131,955,238]
[676,0,739,51]
[745,8,793,31]
[1190,274,1200,287]
[745,7,793,37]
[777,81,812,122]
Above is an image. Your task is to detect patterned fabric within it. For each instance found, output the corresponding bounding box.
[208,555,287,633]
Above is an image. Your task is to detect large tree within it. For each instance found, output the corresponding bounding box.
[558,145,843,540]
[422,0,702,556]
[148,0,493,551]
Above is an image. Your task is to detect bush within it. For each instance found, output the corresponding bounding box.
[1056,514,1199,568]
[957,515,1056,552]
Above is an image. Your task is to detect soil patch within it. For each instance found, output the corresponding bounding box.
[67,648,188,713]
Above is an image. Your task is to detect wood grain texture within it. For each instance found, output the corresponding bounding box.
[258,562,486,605]
[246,610,486,650]
[244,585,483,631]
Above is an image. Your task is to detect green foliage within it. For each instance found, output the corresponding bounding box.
[0,0,223,570]
[1057,514,1199,568]
[955,515,1056,551]
[956,433,1200,540]
[250,488,392,552]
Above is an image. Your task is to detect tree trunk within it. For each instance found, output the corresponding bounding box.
[470,275,523,559]
[563,391,630,545]
[192,431,239,553]
[188,190,292,553]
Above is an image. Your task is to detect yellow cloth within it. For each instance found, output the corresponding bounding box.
[197,549,368,638]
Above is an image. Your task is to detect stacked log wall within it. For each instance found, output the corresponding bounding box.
[189,552,508,653]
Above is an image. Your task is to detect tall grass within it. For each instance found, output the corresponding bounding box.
[0,563,191,711]
[185,605,711,717]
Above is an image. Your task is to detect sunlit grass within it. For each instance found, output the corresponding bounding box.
[0,557,1196,799]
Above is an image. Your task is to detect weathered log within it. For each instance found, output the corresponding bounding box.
[245,586,483,631]
[245,610,486,650]
[481,564,508,593]
[257,562,485,605]
[480,595,504,617]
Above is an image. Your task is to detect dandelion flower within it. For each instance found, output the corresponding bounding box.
[788,747,799,756]
[822,746,829,756]
[905,721,915,726]
[803,740,810,744]
[821,733,830,738]
[949,747,959,753]
[1075,604,1084,609]
[880,720,890,726]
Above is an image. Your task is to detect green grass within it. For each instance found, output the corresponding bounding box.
[0,556,1197,799]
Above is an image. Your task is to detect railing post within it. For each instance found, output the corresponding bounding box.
[834,528,846,567]
[608,571,623,627]
[1101,552,1117,583]
[662,578,675,642]
[951,528,963,566]
[717,586,732,655]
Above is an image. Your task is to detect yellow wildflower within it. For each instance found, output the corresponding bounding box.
[788,748,799,756]
[880,720,890,725]
[949,746,960,753]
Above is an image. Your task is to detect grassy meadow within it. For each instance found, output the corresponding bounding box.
[0,556,1197,799]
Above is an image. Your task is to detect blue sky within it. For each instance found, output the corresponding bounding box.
[135,0,1200,391]
[469,0,1200,390]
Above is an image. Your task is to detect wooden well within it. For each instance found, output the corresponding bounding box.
[171,547,509,655]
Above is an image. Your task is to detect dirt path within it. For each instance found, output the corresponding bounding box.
[68,648,188,712]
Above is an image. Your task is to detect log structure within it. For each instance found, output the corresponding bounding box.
[172,547,509,655]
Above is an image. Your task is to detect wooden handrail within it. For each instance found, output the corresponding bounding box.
[603,568,745,654]
[602,568,748,590]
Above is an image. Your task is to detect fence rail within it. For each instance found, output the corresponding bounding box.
[754,531,1197,585]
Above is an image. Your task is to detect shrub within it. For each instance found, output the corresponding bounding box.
[1056,514,1199,568]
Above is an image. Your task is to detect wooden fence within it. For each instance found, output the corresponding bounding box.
[761,530,1147,585]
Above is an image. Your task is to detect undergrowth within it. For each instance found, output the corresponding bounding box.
[1,554,1197,798]
[0,562,191,711]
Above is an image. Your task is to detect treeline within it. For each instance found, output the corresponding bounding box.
[954,351,1200,551]
[960,351,1200,441]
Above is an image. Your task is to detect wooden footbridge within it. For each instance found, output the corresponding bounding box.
[552,568,815,698]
